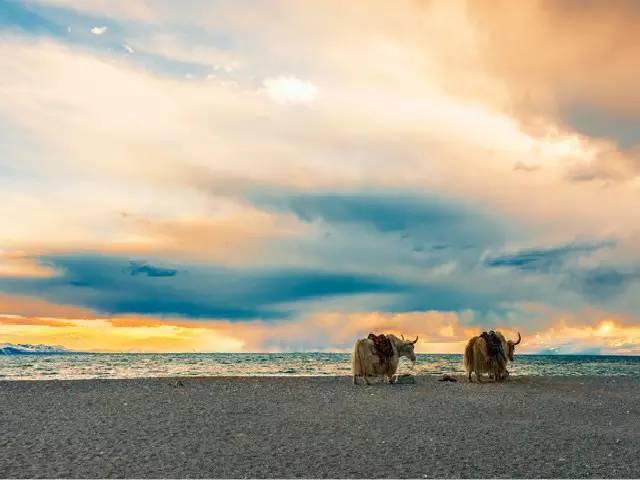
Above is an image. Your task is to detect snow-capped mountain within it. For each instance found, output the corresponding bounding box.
[0,343,72,355]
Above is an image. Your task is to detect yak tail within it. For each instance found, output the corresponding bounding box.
[463,338,474,374]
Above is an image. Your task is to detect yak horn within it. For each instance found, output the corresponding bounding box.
[401,334,405,341]
[513,332,521,345]
[412,336,418,344]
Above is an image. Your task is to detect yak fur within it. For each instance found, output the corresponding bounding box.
[352,334,417,385]
[464,331,521,382]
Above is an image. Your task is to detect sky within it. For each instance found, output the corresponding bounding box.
[1,0,640,354]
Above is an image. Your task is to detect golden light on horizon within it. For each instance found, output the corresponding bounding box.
[2,310,639,355]
[597,321,615,335]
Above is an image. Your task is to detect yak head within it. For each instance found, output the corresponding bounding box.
[398,335,419,362]
[506,332,521,361]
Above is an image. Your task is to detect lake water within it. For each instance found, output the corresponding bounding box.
[1,353,639,380]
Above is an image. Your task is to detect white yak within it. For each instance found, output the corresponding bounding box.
[352,334,417,385]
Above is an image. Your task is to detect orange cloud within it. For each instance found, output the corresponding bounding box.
[0,207,302,267]
[0,294,94,319]
[524,319,640,355]
[0,316,75,327]
[0,309,474,353]
[4,305,640,355]
[468,0,640,119]
[114,209,303,264]
[0,251,56,278]
[3,307,631,354]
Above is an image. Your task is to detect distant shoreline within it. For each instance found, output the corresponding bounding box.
[3,351,640,356]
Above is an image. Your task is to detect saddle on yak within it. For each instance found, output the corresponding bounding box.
[368,333,394,368]
[480,330,505,361]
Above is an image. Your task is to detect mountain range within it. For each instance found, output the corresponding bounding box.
[0,343,73,355]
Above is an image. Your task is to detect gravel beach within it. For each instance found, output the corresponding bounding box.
[1,375,639,478]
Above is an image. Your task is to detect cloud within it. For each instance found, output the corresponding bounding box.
[0,247,565,323]
[484,241,640,306]
[0,317,246,353]
[562,105,640,151]
[0,250,56,278]
[3,306,640,355]
[90,25,107,35]
[0,0,65,35]
[1,2,640,352]
[523,317,640,355]
[254,190,507,249]
[118,211,301,264]
[0,315,74,327]
[29,1,157,22]
[566,145,640,182]
[122,43,134,54]
[0,293,93,319]
[263,76,318,104]
[1,32,636,244]
[467,1,640,118]
[0,254,405,319]
[513,162,541,173]
[0,308,491,353]
[574,267,640,302]
[128,261,177,277]
[485,242,613,273]
[465,0,640,180]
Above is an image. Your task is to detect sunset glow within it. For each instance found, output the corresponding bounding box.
[1,0,640,353]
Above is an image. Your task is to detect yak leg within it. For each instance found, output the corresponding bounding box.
[468,371,472,382]
[352,375,358,385]
[475,371,484,383]
[487,360,496,381]
[363,373,371,385]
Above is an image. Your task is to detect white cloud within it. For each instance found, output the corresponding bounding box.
[122,44,134,54]
[1,36,637,247]
[90,26,107,36]
[263,76,318,105]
